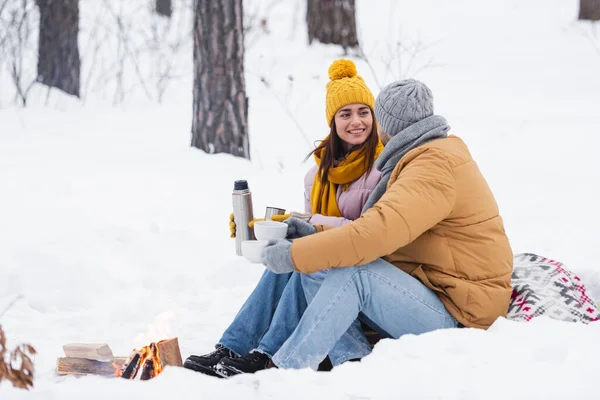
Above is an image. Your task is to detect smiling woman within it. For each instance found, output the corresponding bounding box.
[184,59,385,378]
[306,59,383,214]
[305,59,383,219]
[310,101,379,182]
[334,104,373,149]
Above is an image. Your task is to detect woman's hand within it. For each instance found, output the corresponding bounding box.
[229,212,315,238]
[269,211,311,223]
[229,213,265,238]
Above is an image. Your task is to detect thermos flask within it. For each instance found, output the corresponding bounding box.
[232,180,255,256]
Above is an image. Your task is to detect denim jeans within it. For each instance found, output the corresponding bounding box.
[302,271,373,365]
[218,270,307,358]
[272,258,459,370]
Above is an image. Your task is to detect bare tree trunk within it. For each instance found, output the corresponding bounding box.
[36,0,80,97]
[306,0,359,51]
[579,0,600,21]
[191,0,249,159]
[155,0,172,18]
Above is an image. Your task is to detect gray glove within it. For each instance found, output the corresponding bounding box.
[285,217,317,239]
[261,239,295,274]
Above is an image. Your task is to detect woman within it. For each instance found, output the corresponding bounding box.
[184,59,384,377]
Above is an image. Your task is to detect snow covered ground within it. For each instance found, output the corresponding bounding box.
[1,0,600,398]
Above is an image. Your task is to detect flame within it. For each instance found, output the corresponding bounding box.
[138,343,163,378]
[112,361,123,377]
[134,312,174,347]
[118,342,164,379]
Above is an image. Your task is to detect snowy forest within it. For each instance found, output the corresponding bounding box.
[1,0,600,398]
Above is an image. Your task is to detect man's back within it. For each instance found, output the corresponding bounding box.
[384,136,513,329]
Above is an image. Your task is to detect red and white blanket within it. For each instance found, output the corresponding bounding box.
[507,253,600,324]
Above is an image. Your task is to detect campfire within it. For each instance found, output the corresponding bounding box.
[119,342,163,380]
[56,338,182,379]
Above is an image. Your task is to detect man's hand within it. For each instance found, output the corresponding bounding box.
[284,217,317,239]
[261,239,295,274]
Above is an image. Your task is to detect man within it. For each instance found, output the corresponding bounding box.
[261,79,513,370]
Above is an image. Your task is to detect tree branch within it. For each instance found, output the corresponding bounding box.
[0,295,23,320]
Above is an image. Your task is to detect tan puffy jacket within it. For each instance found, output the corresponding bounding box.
[290,136,513,329]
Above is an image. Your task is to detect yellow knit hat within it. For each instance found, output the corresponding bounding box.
[325,59,375,127]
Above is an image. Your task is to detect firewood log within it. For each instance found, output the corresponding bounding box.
[62,343,114,361]
[121,352,141,379]
[56,357,126,376]
[139,359,155,380]
[157,338,183,367]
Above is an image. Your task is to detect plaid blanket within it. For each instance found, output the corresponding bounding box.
[507,253,600,324]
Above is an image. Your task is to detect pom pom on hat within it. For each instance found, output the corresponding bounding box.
[328,59,358,81]
[325,58,374,126]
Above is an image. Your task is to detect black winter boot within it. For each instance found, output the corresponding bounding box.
[215,351,274,378]
[183,345,238,378]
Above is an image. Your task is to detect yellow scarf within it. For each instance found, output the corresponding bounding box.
[311,139,384,217]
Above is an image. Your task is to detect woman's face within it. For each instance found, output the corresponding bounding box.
[334,103,373,149]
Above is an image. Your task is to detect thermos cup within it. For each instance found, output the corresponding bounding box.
[264,206,286,221]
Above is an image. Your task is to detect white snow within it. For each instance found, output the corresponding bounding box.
[1,0,600,398]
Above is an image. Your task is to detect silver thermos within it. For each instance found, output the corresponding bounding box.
[232,180,255,256]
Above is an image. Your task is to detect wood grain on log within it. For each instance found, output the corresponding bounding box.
[62,343,114,361]
[56,357,126,376]
[157,338,183,367]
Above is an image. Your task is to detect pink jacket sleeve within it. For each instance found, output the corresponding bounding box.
[304,190,311,213]
[304,165,353,227]
[309,213,353,227]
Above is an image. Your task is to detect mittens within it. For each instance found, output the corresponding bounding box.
[261,239,295,274]
[284,217,317,239]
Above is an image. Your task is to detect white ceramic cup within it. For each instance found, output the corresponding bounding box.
[253,221,287,241]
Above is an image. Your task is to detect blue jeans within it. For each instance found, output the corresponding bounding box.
[218,270,307,358]
[272,258,459,369]
[302,271,373,365]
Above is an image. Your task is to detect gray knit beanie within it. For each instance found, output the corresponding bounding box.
[375,79,434,136]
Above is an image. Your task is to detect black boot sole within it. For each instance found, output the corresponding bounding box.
[183,359,224,378]
[213,363,243,378]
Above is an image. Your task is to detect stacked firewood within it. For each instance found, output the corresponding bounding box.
[56,343,125,377]
[56,338,182,380]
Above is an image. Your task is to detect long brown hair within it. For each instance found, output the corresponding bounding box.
[306,109,379,187]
